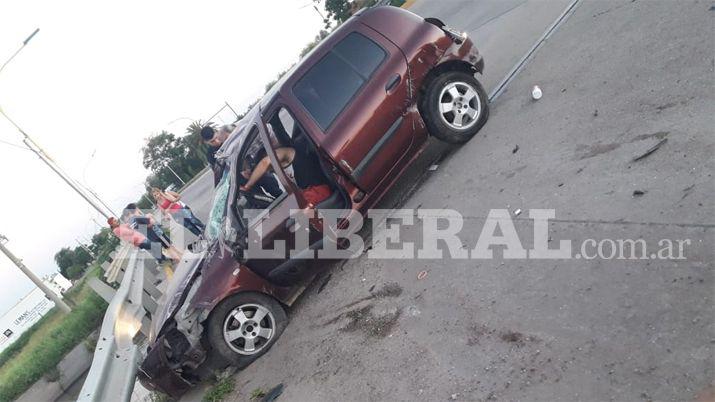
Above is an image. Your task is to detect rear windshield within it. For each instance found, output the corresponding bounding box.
[293,32,386,131]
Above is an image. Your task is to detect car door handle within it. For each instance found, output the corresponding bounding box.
[385,74,401,92]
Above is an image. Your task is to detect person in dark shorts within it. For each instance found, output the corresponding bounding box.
[109,217,173,263]
[121,205,182,263]
[151,188,205,236]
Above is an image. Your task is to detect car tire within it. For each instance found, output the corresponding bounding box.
[205,292,287,369]
[422,70,489,144]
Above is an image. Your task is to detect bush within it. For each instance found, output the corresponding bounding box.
[0,293,107,401]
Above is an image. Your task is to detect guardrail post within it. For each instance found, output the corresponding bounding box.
[88,277,116,304]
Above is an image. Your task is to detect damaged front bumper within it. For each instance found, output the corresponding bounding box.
[138,335,195,398]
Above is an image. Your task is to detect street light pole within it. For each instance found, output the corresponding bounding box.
[0,235,72,313]
[0,28,114,219]
[0,29,39,75]
[165,163,186,186]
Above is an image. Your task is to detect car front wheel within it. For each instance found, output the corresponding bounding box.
[422,70,489,144]
[206,292,287,369]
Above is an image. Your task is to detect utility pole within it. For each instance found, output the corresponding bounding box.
[83,186,119,218]
[0,28,114,219]
[313,5,327,22]
[0,235,72,313]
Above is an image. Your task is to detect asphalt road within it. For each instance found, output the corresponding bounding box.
[178,169,215,223]
[174,1,713,401]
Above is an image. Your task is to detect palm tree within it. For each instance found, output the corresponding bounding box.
[185,120,212,165]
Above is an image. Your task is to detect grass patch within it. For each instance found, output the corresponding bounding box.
[149,391,173,402]
[64,263,103,306]
[250,387,267,400]
[203,375,235,402]
[0,264,103,369]
[0,280,107,401]
[0,309,60,368]
[0,263,103,370]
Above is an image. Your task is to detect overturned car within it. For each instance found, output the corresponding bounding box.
[138,5,489,397]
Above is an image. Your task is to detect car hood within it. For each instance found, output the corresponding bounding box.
[149,249,207,343]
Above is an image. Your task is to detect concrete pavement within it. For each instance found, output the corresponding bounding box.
[176,1,713,400]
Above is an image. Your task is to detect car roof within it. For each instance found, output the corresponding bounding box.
[258,6,396,111]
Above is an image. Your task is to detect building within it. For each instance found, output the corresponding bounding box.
[0,274,72,353]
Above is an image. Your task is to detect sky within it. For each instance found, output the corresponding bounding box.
[0,0,325,315]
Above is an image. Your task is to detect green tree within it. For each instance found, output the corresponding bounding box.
[315,0,353,28]
[73,246,92,267]
[54,248,74,279]
[90,228,119,264]
[265,67,293,93]
[142,131,185,174]
[299,30,330,58]
[185,120,210,165]
[142,130,207,189]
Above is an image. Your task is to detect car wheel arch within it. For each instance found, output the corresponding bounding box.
[200,290,285,326]
[418,60,479,109]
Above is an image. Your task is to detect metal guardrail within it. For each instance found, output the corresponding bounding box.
[106,243,132,283]
[78,249,146,402]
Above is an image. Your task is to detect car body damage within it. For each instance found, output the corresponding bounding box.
[138,5,489,397]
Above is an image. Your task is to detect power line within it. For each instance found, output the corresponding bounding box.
[0,137,32,151]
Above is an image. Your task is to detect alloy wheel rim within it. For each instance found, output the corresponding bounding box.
[438,81,481,130]
[222,303,275,355]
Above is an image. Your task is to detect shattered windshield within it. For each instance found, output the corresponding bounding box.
[205,171,230,242]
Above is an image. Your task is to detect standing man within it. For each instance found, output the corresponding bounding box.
[201,124,235,184]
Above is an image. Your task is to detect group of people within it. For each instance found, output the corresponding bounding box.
[108,124,234,264]
[108,188,206,264]
[110,118,333,264]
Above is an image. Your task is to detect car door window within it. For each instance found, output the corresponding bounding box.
[333,32,386,77]
[293,32,386,130]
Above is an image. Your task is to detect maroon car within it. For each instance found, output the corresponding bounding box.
[138,5,488,397]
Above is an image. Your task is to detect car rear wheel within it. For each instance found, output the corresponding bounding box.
[422,70,489,144]
[206,292,287,369]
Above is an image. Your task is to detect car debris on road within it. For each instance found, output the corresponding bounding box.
[531,85,542,100]
[632,138,668,162]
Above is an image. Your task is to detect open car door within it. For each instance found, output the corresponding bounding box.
[226,121,323,286]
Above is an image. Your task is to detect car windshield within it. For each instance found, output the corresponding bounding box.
[205,171,230,242]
